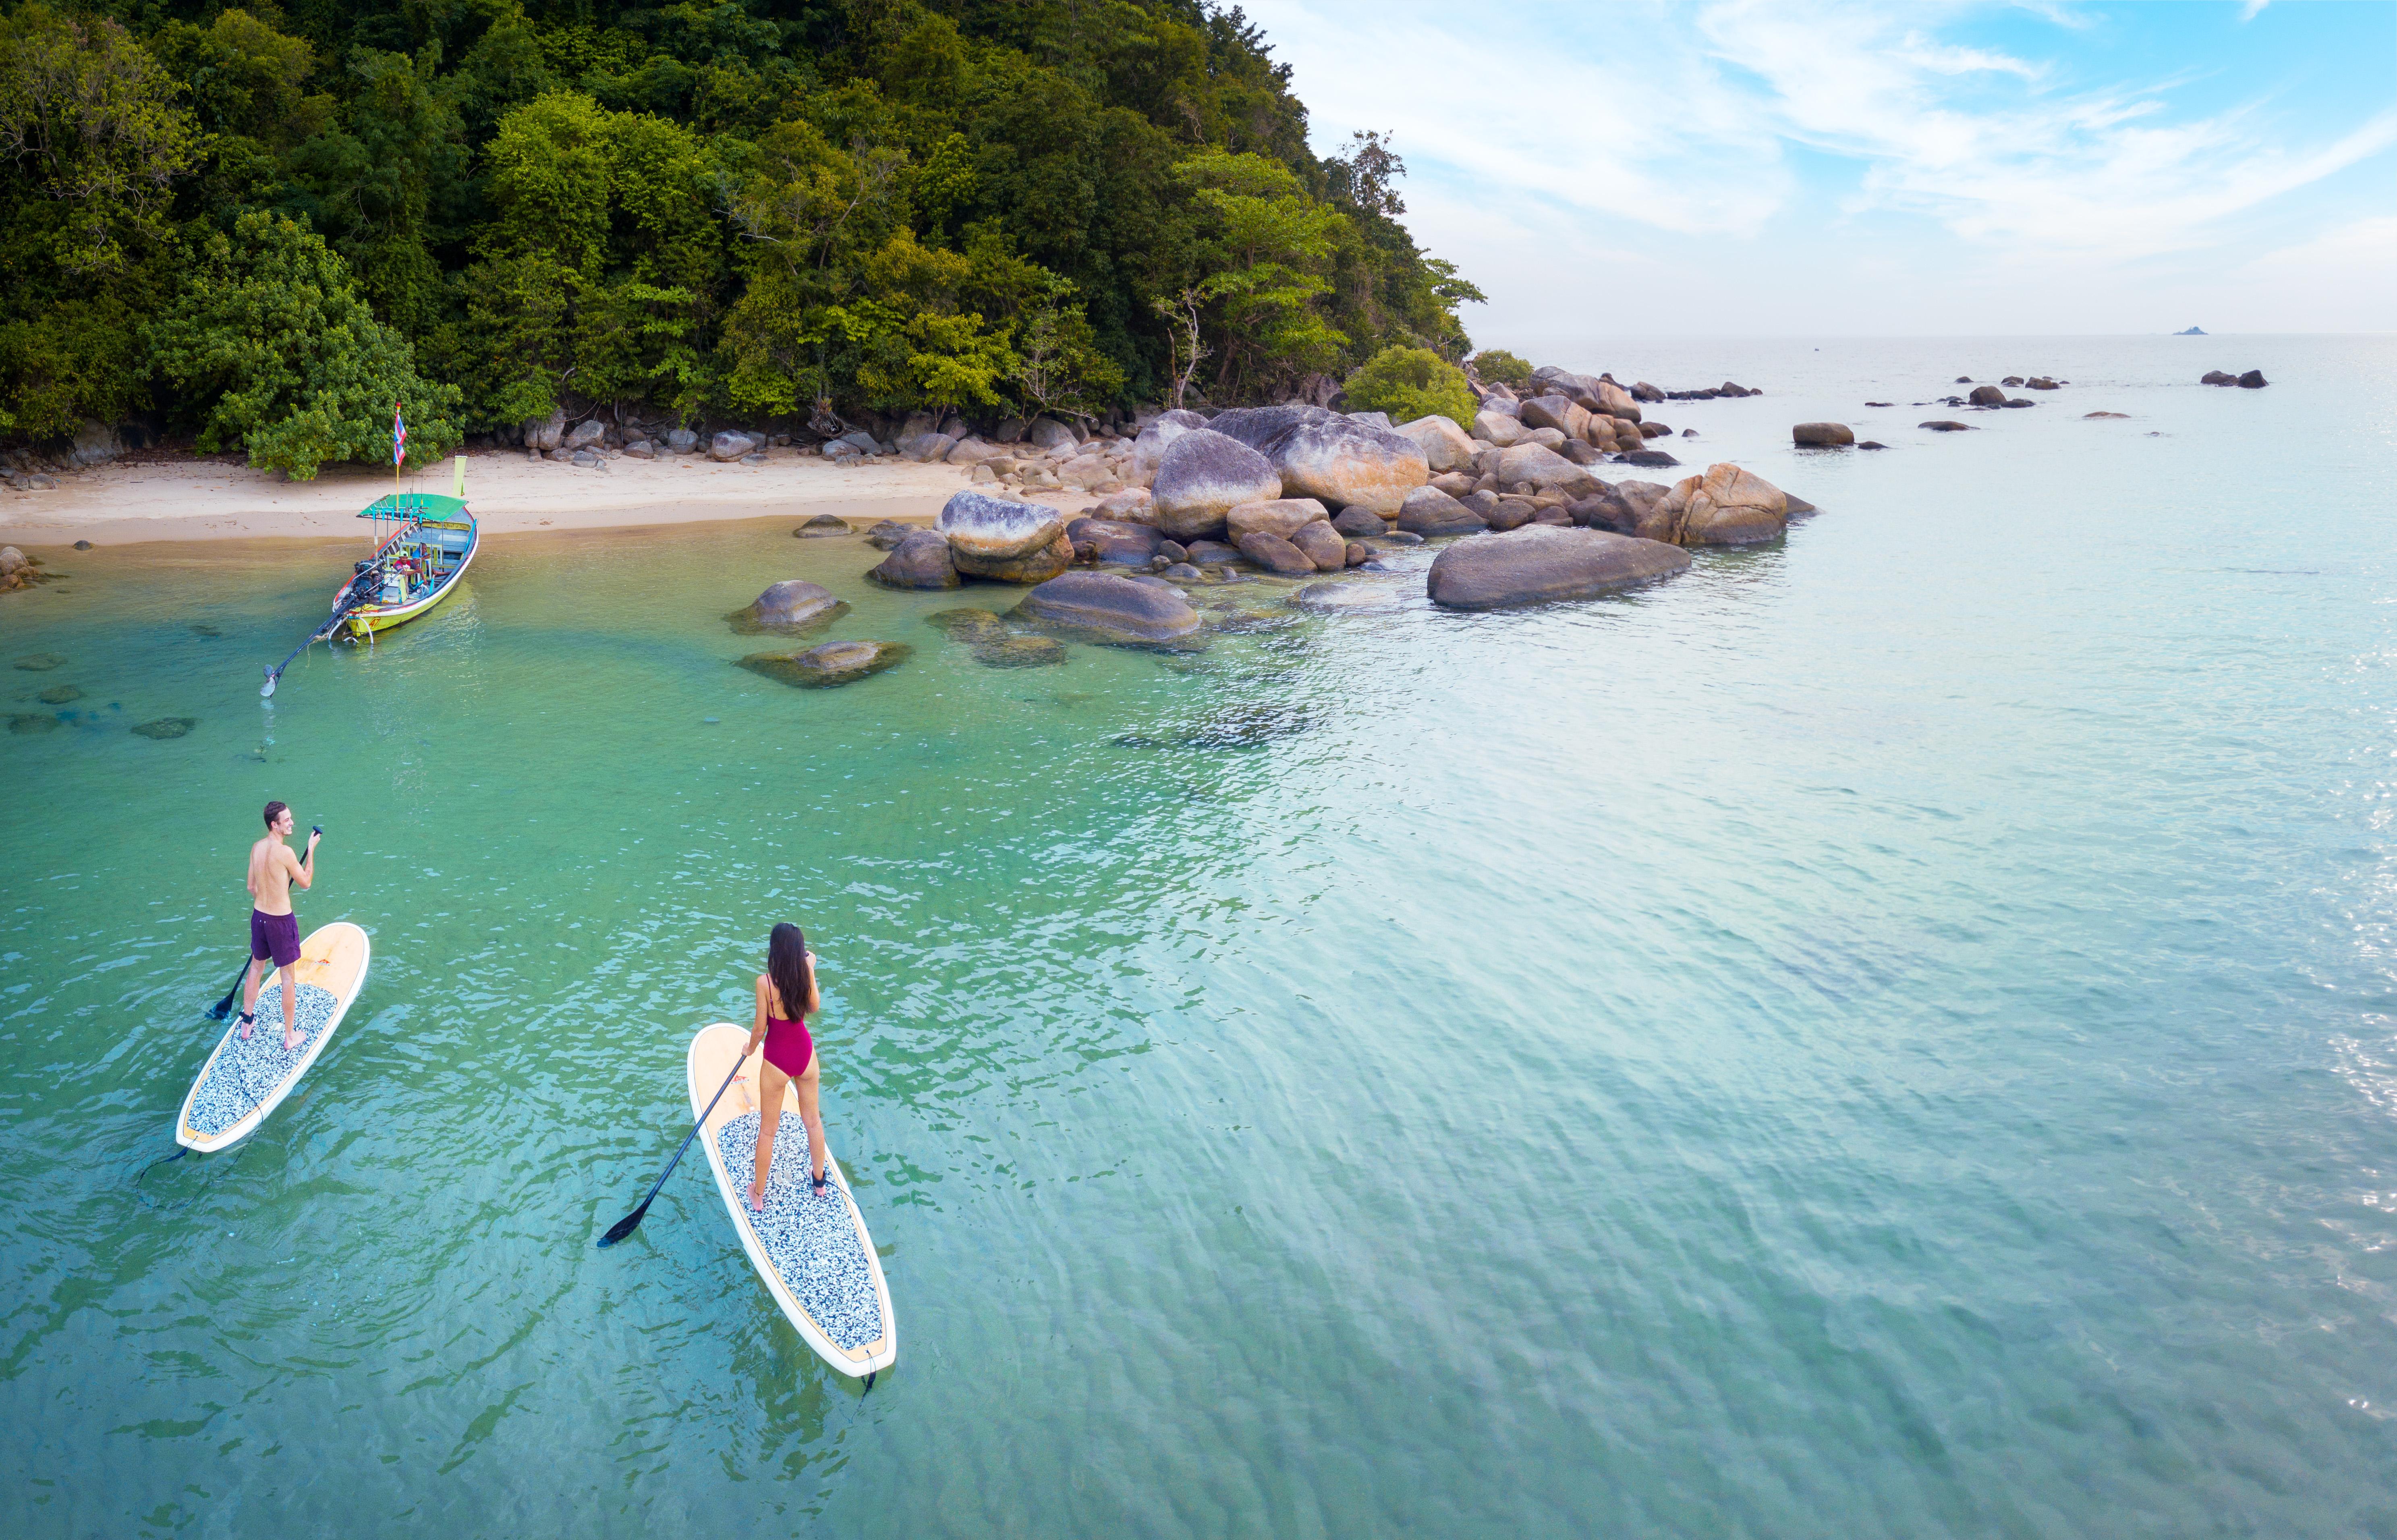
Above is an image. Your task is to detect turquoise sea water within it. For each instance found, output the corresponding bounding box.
[3,335,2394,1536]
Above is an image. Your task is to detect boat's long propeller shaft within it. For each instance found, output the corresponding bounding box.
[261,566,382,698]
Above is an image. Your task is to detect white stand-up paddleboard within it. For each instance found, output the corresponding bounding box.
[176,922,371,1152]
[687,1023,896,1378]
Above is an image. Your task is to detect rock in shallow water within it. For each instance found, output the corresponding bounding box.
[15,653,66,671]
[1014,570,1203,646]
[925,608,1008,643]
[8,712,58,734]
[1427,526,1690,611]
[36,684,79,704]
[730,580,848,634]
[868,531,960,590]
[975,636,1068,668]
[793,515,850,538]
[132,717,196,739]
[938,489,1063,563]
[737,641,909,688]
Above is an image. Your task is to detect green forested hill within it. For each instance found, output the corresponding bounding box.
[0,0,1481,475]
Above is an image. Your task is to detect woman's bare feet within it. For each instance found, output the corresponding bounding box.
[747,1179,767,1213]
[236,1011,255,1041]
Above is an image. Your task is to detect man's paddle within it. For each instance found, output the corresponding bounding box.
[598,1058,745,1248]
[207,827,321,1018]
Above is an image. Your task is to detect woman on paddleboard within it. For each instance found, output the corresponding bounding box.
[744,922,827,1212]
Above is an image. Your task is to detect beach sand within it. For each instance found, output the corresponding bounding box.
[0,447,1081,548]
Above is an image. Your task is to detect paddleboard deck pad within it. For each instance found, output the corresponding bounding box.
[688,1023,895,1376]
[177,922,370,1152]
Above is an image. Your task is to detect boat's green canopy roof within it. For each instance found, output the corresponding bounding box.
[359,492,469,521]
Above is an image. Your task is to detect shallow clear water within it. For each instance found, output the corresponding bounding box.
[4,335,2395,1537]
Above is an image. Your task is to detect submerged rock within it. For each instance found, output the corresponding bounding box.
[1293,581,1400,612]
[1427,526,1690,611]
[863,520,913,550]
[738,640,909,688]
[925,608,1008,643]
[36,684,80,704]
[1014,570,1203,646]
[15,653,66,671]
[7,712,58,734]
[975,636,1068,668]
[793,515,851,538]
[730,580,848,634]
[1919,420,1974,432]
[131,717,197,738]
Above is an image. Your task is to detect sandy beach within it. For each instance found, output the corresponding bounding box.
[0,447,1051,548]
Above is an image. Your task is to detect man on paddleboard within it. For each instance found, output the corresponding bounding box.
[240,801,319,1049]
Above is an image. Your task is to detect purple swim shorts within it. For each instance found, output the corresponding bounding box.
[249,909,300,968]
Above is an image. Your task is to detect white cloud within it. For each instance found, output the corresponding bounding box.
[1242,0,2397,330]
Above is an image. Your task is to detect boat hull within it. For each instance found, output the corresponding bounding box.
[342,525,477,638]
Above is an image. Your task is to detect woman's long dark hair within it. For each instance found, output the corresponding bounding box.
[767,922,813,1021]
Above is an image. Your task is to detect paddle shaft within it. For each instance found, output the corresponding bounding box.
[599,1057,746,1247]
[207,829,321,1018]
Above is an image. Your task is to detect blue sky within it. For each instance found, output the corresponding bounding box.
[1242,0,2397,336]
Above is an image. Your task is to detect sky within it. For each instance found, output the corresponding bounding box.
[1240,0,2397,338]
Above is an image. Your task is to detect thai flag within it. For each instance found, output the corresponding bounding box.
[392,402,406,467]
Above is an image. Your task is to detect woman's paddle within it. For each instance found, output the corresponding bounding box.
[598,1058,745,1248]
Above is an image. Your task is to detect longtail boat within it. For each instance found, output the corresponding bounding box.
[336,492,478,640]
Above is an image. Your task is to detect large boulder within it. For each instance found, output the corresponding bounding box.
[1227,497,1330,543]
[1289,520,1348,572]
[529,407,567,453]
[1568,480,1673,536]
[938,489,1064,563]
[958,532,1074,583]
[1472,411,1526,447]
[1394,415,1477,472]
[1330,506,1387,539]
[1519,395,1589,438]
[1025,416,1079,452]
[1792,422,1855,446]
[1129,408,1207,486]
[1496,442,1596,494]
[666,427,698,454]
[867,530,961,589]
[710,430,758,461]
[946,437,1005,466]
[1236,531,1317,576]
[738,640,910,689]
[2238,369,2268,389]
[1014,570,1203,645]
[1206,404,1430,514]
[1427,526,1689,610]
[900,432,958,463]
[1595,380,1642,423]
[729,580,848,634]
[1149,429,1281,541]
[1648,463,1790,546]
[566,419,607,450]
[1395,485,1487,538]
[1967,385,2007,408]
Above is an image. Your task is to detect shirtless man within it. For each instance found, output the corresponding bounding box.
[240,801,319,1048]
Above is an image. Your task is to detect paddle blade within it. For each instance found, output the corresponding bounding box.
[260,669,278,698]
[597,1200,651,1248]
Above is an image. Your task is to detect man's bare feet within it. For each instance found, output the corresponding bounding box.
[284,1032,302,1051]
[237,1011,255,1041]
[747,1179,767,1213]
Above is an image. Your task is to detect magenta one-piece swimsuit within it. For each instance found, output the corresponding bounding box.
[762,1012,813,1076]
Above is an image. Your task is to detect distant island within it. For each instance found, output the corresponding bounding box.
[2175,326,2208,335]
